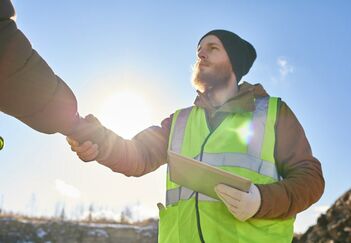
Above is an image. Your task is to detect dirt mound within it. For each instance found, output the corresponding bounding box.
[294,188,351,243]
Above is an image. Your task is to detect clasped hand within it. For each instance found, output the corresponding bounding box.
[66,114,101,162]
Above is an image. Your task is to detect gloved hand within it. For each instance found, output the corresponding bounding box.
[215,183,261,221]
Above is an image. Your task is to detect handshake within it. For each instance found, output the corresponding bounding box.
[66,114,106,162]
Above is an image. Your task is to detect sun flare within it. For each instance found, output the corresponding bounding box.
[97,91,152,139]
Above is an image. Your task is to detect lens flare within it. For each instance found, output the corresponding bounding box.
[97,91,152,139]
[234,121,253,144]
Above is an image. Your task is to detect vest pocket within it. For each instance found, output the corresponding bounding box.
[235,218,295,243]
[158,205,180,243]
[159,199,203,243]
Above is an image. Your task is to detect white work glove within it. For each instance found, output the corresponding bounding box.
[215,183,261,221]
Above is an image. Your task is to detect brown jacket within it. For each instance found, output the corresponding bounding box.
[0,0,106,144]
[0,0,79,135]
[91,82,325,219]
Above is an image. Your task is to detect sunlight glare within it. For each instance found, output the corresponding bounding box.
[97,91,152,139]
[234,121,253,144]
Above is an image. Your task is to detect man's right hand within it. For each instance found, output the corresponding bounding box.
[68,114,106,145]
[66,137,99,162]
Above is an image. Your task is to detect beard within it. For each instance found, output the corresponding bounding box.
[191,60,233,92]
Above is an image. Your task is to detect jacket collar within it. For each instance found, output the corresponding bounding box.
[194,82,266,116]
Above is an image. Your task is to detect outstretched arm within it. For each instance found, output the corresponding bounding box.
[67,114,172,177]
[0,0,107,144]
[0,0,79,135]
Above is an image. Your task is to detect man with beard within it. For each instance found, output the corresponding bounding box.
[67,30,324,243]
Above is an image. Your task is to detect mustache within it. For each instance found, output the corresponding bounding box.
[193,60,211,70]
[197,60,211,66]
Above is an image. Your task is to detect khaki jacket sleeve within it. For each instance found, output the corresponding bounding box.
[255,101,325,219]
[92,116,172,177]
[0,3,79,135]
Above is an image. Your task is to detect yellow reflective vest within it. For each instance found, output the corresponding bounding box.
[159,97,295,243]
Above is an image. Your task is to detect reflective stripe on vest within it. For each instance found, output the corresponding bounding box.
[195,152,278,179]
[169,106,193,153]
[166,97,277,206]
[167,186,218,205]
[248,97,269,158]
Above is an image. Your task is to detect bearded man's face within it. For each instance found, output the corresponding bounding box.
[192,35,235,92]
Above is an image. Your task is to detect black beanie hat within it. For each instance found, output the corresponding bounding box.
[198,30,256,82]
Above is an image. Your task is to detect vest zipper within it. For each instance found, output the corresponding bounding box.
[195,130,213,243]
[196,110,223,243]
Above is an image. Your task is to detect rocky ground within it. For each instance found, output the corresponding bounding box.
[293,188,351,243]
[0,218,158,243]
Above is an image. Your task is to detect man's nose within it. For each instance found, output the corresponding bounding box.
[197,49,207,60]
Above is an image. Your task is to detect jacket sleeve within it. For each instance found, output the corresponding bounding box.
[255,101,325,219]
[85,115,172,177]
[0,0,80,135]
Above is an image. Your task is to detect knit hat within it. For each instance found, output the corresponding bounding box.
[198,30,256,82]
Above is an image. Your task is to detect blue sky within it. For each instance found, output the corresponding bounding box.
[1,0,350,233]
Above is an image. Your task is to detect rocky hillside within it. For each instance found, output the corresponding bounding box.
[294,188,351,243]
[0,217,158,243]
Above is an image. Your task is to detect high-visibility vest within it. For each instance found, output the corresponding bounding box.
[158,97,295,243]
